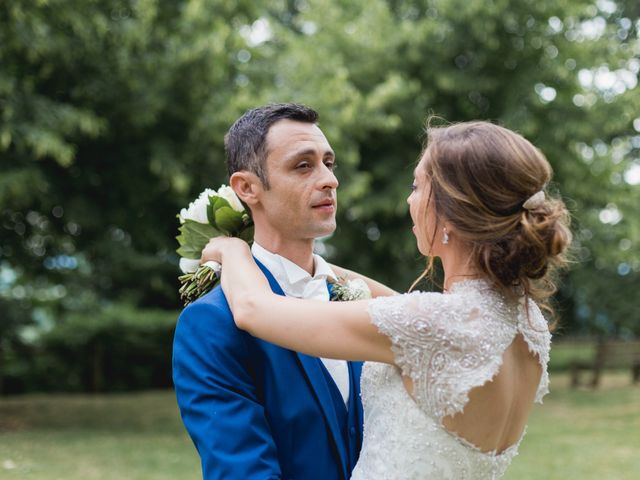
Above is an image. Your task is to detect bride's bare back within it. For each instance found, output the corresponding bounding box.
[441,334,543,453]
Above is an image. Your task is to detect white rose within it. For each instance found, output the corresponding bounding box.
[216,185,244,213]
[179,257,201,274]
[179,188,217,224]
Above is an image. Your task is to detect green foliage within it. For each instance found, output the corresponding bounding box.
[547,340,597,371]
[262,0,640,335]
[176,220,219,260]
[208,196,250,235]
[0,0,639,370]
[1,0,264,315]
[2,304,178,394]
[213,207,242,234]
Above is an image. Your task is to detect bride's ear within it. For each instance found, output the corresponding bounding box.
[230,171,262,206]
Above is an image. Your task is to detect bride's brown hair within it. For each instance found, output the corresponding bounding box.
[410,120,572,322]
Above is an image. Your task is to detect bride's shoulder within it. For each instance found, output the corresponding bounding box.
[517,298,552,346]
[370,289,444,307]
[367,288,474,323]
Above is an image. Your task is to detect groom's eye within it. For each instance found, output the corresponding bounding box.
[325,160,336,170]
[296,162,311,169]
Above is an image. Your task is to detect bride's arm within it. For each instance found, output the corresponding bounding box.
[329,264,398,297]
[204,238,394,364]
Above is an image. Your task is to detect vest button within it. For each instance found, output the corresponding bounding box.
[349,426,356,436]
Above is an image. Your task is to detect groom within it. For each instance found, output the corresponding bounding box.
[173,104,364,479]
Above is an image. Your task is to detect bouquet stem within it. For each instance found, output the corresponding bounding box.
[179,264,219,305]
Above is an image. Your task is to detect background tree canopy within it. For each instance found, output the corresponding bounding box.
[1,0,639,390]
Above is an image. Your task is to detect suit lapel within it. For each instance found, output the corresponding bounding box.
[254,259,349,475]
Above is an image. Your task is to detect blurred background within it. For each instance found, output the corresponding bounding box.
[1,0,639,478]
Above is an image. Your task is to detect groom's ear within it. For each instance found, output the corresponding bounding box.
[230,171,262,206]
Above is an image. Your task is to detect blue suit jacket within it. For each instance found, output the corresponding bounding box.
[173,261,364,479]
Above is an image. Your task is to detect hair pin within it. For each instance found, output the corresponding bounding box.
[522,191,545,210]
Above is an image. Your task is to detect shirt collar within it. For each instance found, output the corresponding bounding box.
[251,242,336,289]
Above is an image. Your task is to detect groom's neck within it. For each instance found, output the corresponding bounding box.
[254,233,315,275]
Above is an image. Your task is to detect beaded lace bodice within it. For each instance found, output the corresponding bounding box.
[350,279,551,480]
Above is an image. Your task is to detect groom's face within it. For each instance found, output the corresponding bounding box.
[258,119,338,241]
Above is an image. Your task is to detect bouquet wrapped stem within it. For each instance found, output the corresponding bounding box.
[178,262,220,305]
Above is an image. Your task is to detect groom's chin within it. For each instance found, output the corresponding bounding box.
[312,220,337,238]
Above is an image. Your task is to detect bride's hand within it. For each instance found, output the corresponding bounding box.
[200,237,250,265]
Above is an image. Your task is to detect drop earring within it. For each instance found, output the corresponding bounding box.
[442,227,449,245]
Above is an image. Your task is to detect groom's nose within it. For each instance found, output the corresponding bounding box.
[317,164,339,190]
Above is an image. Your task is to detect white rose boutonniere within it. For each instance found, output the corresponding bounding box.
[330,277,372,302]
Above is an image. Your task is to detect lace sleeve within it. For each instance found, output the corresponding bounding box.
[367,290,519,419]
[367,292,442,381]
[518,298,552,403]
[367,291,472,418]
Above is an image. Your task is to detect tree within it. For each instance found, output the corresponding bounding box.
[256,0,640,335]
[1,0,265,315]
[1,0,639,343]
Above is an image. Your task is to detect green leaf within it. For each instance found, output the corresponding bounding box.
[238,225,255,243]
[175,220,219,259]
[207,195,233,228]
[207,199,216,228]
[176,244,202,259]
[214,206,244,235]
[212,196,231,211]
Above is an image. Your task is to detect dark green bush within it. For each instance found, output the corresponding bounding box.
[2,305,179,394]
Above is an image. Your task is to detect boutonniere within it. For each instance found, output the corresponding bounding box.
[330,277,372,302]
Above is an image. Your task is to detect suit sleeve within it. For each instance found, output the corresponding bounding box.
[172,299,282,479]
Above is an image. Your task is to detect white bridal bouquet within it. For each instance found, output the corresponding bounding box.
[176,185,253,305]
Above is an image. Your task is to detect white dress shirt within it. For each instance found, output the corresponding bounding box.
[252,242,351,408]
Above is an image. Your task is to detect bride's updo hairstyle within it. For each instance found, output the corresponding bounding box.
[416,120,572,317]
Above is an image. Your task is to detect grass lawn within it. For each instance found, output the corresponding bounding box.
[504,372,640,480]
[1,372,639,479]
[0,391,200,480]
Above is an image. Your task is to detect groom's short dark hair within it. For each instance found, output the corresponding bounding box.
[225,103,319,188]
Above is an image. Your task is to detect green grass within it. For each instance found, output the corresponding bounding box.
[1,373,639,479]
[504,373,640,480]
[0,391,200,480]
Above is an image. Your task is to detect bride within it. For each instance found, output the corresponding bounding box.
[200,120,571,479]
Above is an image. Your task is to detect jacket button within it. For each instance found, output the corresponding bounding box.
[349,426,356,436]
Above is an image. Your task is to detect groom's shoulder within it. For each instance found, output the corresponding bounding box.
[187,284,230,311]
[175,286,237,337]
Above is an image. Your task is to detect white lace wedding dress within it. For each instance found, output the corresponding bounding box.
[350,279,551,480]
